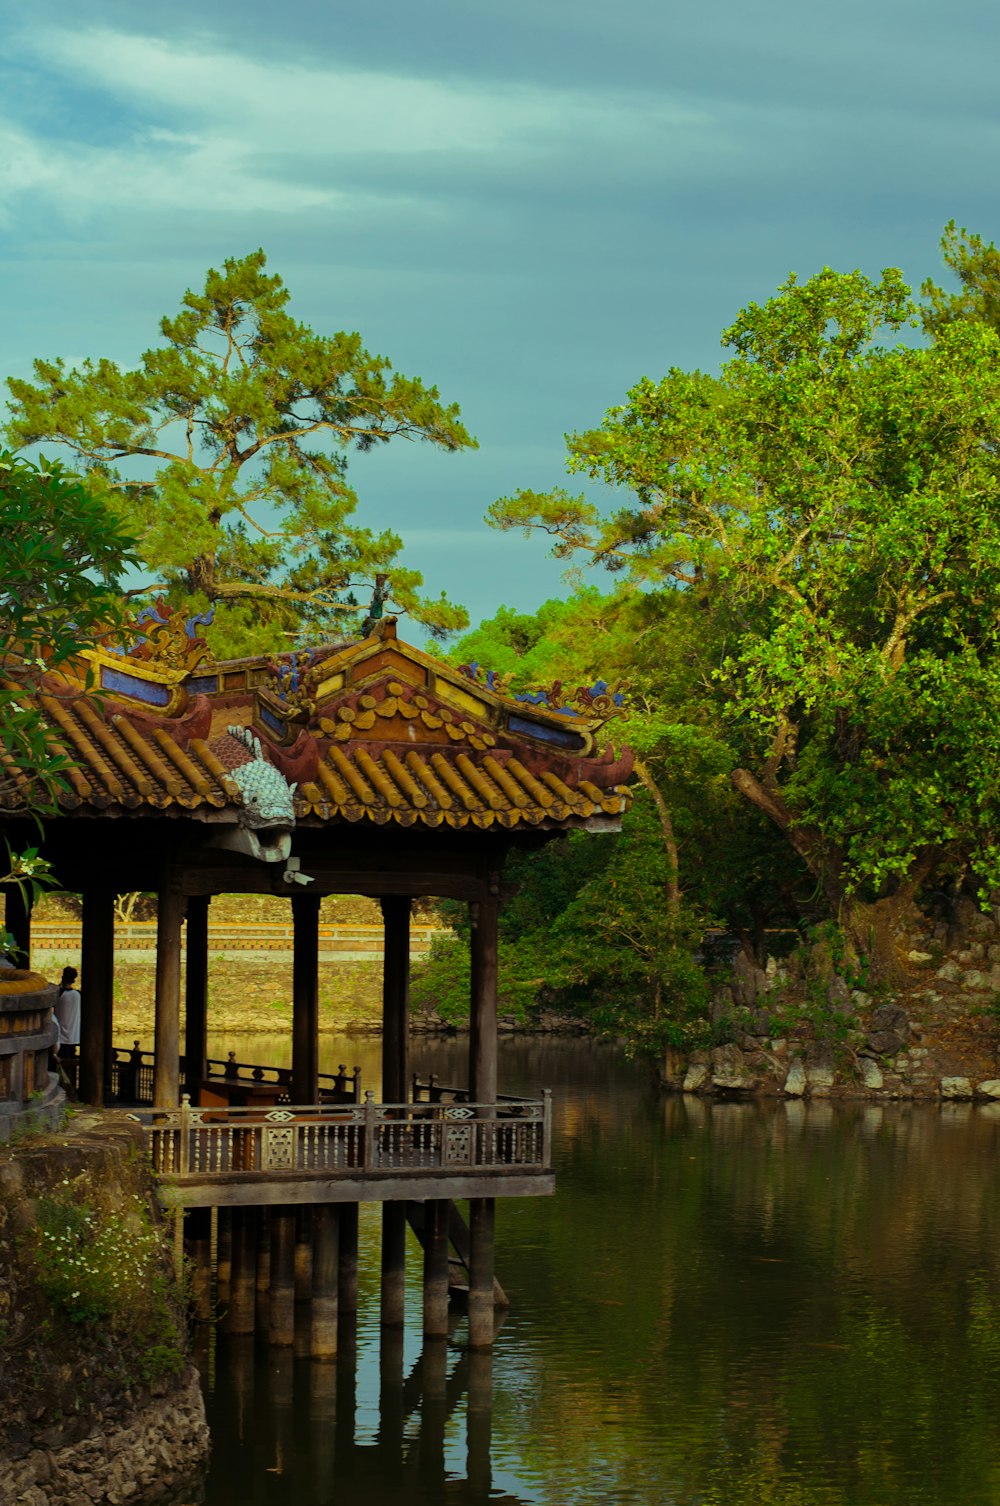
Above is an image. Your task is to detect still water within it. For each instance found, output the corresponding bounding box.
[188,1035,1000,1506]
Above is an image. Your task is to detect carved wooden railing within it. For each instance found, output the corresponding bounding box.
[129,1091,552,1180]
[411,1074,526,1106]
[105,1045,360,1107]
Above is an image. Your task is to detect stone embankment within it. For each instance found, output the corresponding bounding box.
[665,898,1000,1101]
[0,1115,208,1506]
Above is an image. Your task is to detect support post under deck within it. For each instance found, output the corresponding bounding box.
[312,1203,340,1358]
[153,873,184,1109]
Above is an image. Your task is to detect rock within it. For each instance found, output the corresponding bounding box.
[826,976,852,1014]
[805,1041,836,1088]
[867,1004,910,1056]
[731,951,766,1007]
[936,961,962,982]
[859,1057,884,1090]
[711,1044,748,1090]
[907,950,933,964]
[977,1080,1000,1100]
[682,1063,708,1093]
[784,1058,807,1097]
[851,990,872,1009]
[963,969,988,989]
[748,1007,772,1035]
[941,1076,974,1100]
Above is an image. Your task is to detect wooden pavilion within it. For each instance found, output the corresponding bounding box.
[1,605,632,1345]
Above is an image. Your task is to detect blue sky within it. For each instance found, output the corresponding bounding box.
[1,0,996,637]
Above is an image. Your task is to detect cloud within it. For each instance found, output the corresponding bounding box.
[0,22,728,227]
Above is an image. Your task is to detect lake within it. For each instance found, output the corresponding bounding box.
[183,1034,1000,1505]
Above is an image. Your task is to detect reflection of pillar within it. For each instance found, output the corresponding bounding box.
[312,1204,339,1359]
[228,1209,257,1335]
[335,1312,358,1472]
[309,1344,338,1489]
[292,892,321,1104]
[184,894,210,1099]
[466,1346,494,1496]
[423,1199,450,1338]
[153,873,184,1108]
[338,1203,359,1315]
[4,883,31,965]
[270,1208,296,1347]
[381,1202,407,1328]
[79,886,114,1106]
[217,1209,232,1307]
[228,1334,257,1447]
[420,1337,448,1489]
[468,1198,495,1350]
[295,1207,314,1299]
[267,1349,295,1481]
[378,1325,405,1479]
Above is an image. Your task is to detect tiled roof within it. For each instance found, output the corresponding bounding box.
[3,622,632,833]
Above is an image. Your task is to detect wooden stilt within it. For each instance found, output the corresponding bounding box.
[79,886,113,1106]
[184,894,210,1100]
[153,874,184,1108]
[423,1198,450,1339]
[269,1207,296,1347]
[295,1207,314,1299]
[338,1203,359,1315]
[228,1209,257,1334]
[468,1197,496,1349]
[186,1207,213,1323]
[381,1201,407,1327]
[311,1204,340,1359]
[292,893,321,1104]
[216,1208,232,1307]
[255,1209,271,1331]
[469,893,499,1105]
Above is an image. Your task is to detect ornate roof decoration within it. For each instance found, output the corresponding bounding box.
[456,664,628,729]
[4,617,633,835]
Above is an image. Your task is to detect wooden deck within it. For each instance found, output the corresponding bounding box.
[128,1091,554,1208]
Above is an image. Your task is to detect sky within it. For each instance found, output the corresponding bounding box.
[1,0,996,640]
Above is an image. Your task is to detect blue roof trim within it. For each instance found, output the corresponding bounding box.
[99,665,171,706]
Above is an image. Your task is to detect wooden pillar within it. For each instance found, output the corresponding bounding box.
[468,1197,496,1349]
[292,892,321,1104]
[423,1199,450,1339]
[269,1207,296,1347]
[184,894,210,1099]
[4,883,32,964]
[312,1204,340,1359]
[227,1209,257,1335]
[255,1210,272,1331]
[79,886,114,1106]
[217,1209,232,1306]
[185,1208,213,1325]
[295,1207,314,1299]
[469,894,499,1104]
[381,895,410,1102]
[381,1201,407,1328]
[153,874,184,1109]
[338,1203,359,1315]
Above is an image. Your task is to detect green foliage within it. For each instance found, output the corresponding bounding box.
[28,1175,186,1380]
[488,255,1000,936]
[5,250,476,653]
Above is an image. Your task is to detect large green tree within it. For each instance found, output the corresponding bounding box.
[5,251,475,655]
[0,452,138,940]
[490,265,1000,978]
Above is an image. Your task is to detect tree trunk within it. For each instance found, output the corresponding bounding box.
[634,758,681,921]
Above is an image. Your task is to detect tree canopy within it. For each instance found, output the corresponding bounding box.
[5,251,476,656]
[489,260,1000,976]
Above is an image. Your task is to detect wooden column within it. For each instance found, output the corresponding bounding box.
[338,1203,359,1315]
[423,1199,451,1339]
[381,1201,407,1328]
[79,886,114,1106]
[185,1208,213,1325]
[295,1207,314,1299]
[381,896,410,1102]
[4,883,32,965]
[184,894,210,1099]
[469,894,499,1103]
[312,1204,340,1359]
[292,892,321,1104]
[468,1197,496,1349]
[153,874,184,1109]
[269,1207,297,1347]
[255,1210,272,1331]
[227,1209,257,1335]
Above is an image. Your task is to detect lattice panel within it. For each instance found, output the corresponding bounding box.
[263,1126,296,1169]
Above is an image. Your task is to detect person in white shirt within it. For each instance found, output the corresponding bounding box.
[54,967,81,1053]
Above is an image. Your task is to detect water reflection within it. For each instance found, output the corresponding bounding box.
[198,1327,517,1506]
[180,1039,1000,1506]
